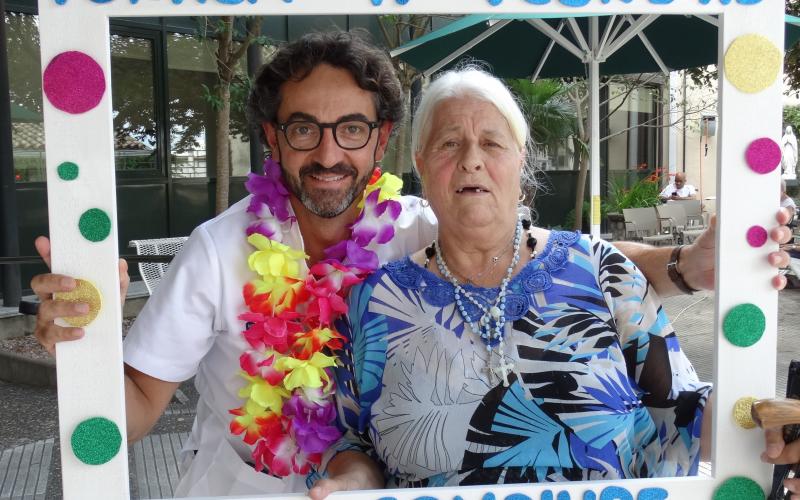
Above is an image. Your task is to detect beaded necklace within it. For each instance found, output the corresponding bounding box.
[427,217,537,387]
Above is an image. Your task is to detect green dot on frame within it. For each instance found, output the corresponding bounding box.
[78,208,111,242]
[70,417,122,465]
[713,476,765,500]
[723,303,766,347]
[57,161,79,181]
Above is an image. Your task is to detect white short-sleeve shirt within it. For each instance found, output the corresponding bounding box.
[659,182,697,199]
[123,194,437,496]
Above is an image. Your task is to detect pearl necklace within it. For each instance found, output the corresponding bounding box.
[434,219,523,387]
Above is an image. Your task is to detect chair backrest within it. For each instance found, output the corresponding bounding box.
[667,199,702,217]
[622,207,659,236]
[656,203,688,227]
[129,236,189,295]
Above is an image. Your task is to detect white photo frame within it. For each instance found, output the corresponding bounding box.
[37,0,784,498]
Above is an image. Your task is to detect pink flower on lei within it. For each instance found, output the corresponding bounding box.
[253,417,321,476]
[283,394,342,454]
[239,351,285,387]
[303,260,365,325]
[239,311,302,353]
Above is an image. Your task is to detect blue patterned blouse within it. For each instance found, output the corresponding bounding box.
[327,231,711,488]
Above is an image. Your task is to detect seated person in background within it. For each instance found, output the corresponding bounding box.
[312,67,714,496]
[659,172,697,202]
[781,179,797,223]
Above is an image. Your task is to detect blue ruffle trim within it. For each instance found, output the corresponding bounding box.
[383,230,582,322]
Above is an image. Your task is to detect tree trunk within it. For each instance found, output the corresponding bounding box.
[214,17,234,215]
[392,89,411,177]
[215,82,231,215]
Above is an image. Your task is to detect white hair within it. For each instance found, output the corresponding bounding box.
[410,66,537,193]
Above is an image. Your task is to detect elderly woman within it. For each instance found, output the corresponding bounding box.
[311,68,711,495]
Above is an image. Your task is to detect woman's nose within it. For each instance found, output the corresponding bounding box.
[458,143,483,172]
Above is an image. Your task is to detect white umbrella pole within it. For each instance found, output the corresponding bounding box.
[589,17,601,238]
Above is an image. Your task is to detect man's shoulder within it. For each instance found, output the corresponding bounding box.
[196,196,253,236]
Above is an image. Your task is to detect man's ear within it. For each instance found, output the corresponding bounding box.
[374,121,394,162]
[263,123,280,163]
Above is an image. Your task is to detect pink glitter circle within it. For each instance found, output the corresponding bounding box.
[746,225,768,247]
[744,138,781,174]
[43,51,105,114]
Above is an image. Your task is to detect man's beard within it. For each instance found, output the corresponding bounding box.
[282,162,373,218]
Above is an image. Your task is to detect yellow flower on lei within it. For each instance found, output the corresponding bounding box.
[238,370,291,415]
[275,351,338,390]
[247,233,307,280]
[358,172,402,208]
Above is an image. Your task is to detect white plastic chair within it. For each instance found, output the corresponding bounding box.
[128,237,188,295]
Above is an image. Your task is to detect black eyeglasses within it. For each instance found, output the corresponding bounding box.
[276,118,381,151]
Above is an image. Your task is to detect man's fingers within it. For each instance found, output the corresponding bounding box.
[34,236,52,269]
[37,298,89,325]
[34,323,84,356]
[30,274,76,302]
[119,259,130,303]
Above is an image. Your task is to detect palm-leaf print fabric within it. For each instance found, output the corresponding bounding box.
[324,231,711,488]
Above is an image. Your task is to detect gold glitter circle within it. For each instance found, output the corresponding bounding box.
[724,34,781,94]
[55,279,102,327]
[733,396,758,429]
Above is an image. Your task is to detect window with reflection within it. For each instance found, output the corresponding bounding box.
[606,82,661,187]
[6,11,45,182]
[166,32,251,179]
[111,34,159,173]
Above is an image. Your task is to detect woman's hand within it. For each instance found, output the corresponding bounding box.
[308,451,384,500]
[680,208,794,291]
[30,236,130,355]
[308,475,365,500]
[761,425,800,499]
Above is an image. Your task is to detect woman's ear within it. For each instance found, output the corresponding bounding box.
[414,152,425,177]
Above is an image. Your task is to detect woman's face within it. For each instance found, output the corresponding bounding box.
[416,96,524,232]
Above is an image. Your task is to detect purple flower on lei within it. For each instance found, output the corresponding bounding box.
[350,189,401,247]
[283,394,342,454]
[324,239,379,272]
[245,158,295,224]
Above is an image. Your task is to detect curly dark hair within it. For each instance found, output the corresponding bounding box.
[247,30,403,146]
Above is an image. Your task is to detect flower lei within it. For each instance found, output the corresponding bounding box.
[229,158,403,477]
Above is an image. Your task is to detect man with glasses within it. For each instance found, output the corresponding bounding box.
[30,30,794,497]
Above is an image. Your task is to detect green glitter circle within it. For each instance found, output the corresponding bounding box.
[57,162,79,181]
[723,303,766,347]
[78,208,111,242]
[713,476,765,500]
[70,417,122,465]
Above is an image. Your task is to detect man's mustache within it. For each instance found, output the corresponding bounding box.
[299,163,357,179]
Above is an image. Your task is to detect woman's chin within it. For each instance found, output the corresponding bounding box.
[447,211,504,232]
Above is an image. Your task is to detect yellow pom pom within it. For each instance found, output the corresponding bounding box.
[732,396,758,429]
[724,34,781,94]
[55,279,102,327]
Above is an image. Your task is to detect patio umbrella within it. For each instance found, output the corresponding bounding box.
[393,13,800,236]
